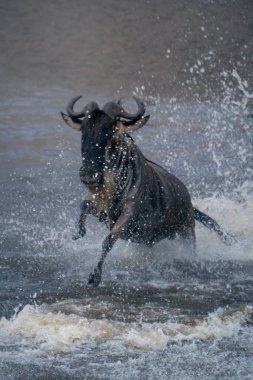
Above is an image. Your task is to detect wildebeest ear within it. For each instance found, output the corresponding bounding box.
[61,112,82,131]
[117,115,150,132]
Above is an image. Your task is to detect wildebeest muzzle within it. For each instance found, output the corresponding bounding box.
[79,165,102,186]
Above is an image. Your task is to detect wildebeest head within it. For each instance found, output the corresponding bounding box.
[61,96,149,186]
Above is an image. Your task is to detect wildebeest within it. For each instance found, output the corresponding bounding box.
[61,96,234,287]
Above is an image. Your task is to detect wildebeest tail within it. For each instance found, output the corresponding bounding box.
[193,208,236,245]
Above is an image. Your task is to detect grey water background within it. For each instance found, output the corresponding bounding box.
[1,0,253,379]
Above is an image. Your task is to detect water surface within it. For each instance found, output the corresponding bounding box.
[0,1,253,379]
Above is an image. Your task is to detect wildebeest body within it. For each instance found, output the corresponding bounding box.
[85,132,195,246]
[111,138,194,245]
[61,96,233,287]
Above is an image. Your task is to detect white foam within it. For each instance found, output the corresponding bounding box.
[194,189,253,260]
[0,303,251,353]
[0,304,121,353]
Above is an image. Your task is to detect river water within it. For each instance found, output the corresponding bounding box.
[1,1,253,379]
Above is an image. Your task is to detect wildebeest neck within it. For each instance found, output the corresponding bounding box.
[105,133,146,198]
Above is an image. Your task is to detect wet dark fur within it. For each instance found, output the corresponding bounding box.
[63,109,233,287]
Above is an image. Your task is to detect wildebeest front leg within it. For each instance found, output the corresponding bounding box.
[87,234,117,286]
[88,213,130,287]
[72,200,92,240]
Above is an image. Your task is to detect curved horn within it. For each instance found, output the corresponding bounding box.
[67,96,99,118]
[102,96,145,120]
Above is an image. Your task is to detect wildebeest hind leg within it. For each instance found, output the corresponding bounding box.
[178,225,196,256]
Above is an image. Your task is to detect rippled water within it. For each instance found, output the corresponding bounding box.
[1,90,253,379]
[1,1,253,379]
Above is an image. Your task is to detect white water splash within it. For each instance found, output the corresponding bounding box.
[194,189,253,261]
[0,303,252,353]
[232,69,253,100]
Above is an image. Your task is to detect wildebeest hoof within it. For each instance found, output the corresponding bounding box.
[72,229,86,240]
[88,269,101,287]
[222,232,237,246]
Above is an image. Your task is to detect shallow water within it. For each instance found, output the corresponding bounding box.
[1,91,253,379]
[1,1,253,379]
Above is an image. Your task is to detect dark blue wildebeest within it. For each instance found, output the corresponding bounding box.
[61,96,234,287]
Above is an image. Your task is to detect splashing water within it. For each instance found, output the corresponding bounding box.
[1,69,253,379]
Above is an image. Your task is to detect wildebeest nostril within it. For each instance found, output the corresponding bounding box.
[79,166,100,185]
